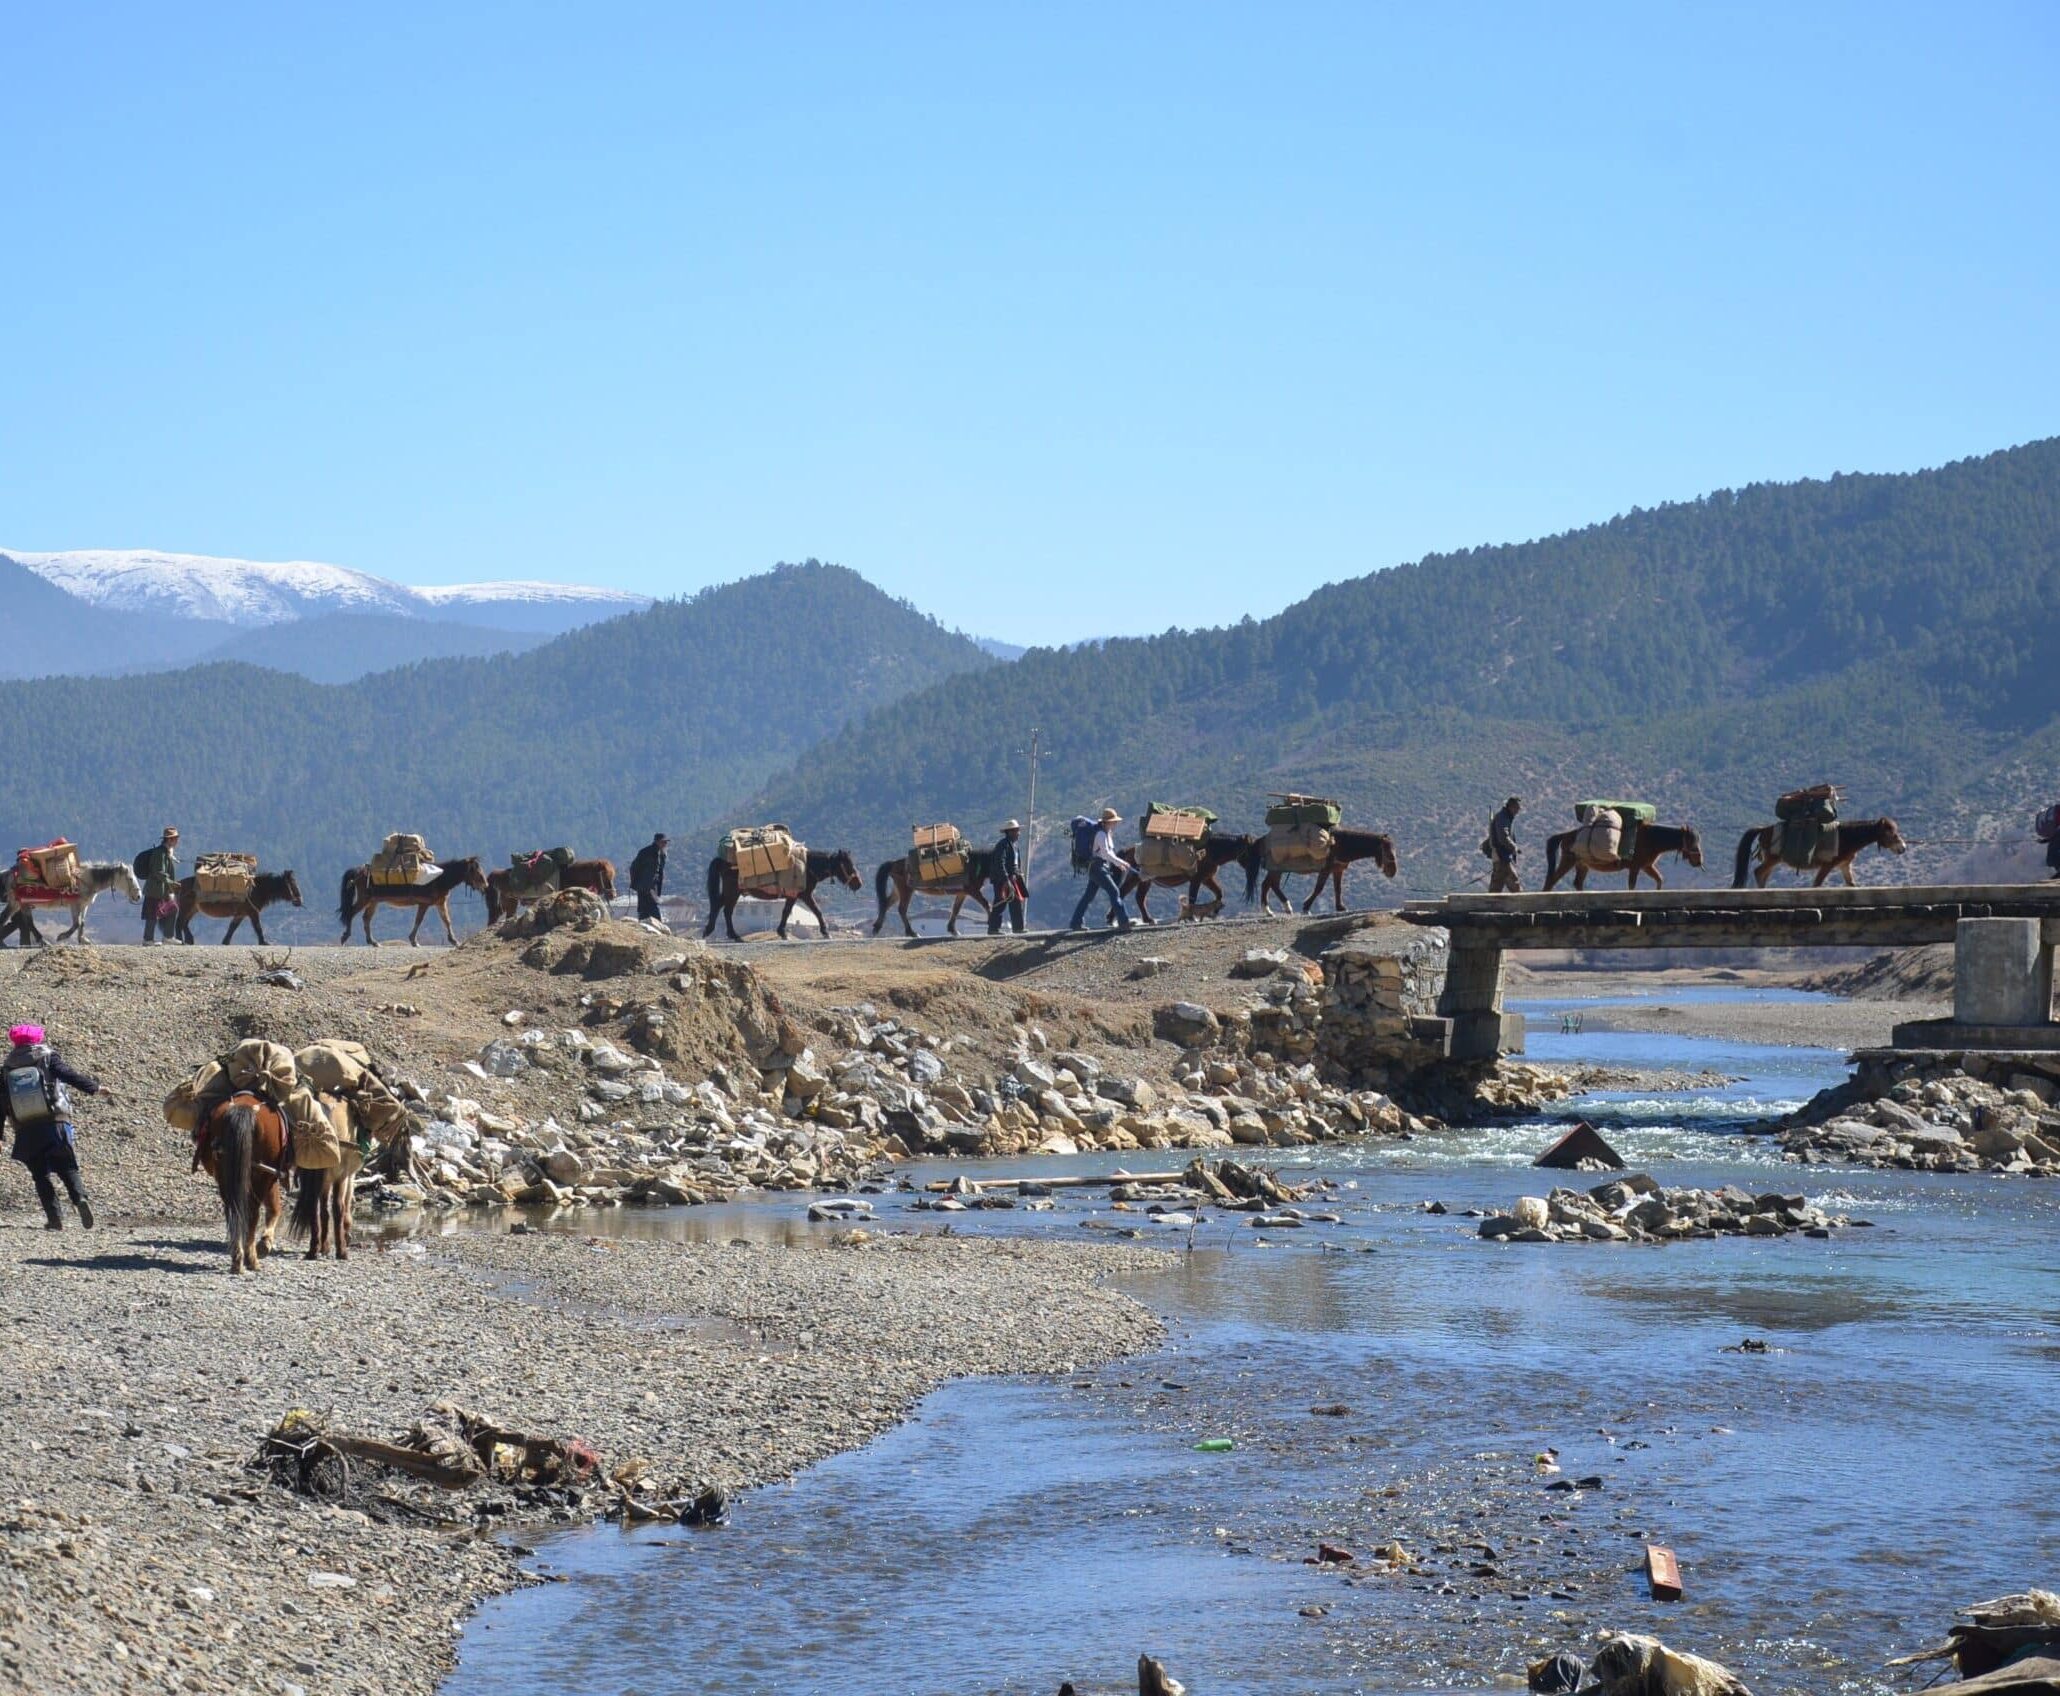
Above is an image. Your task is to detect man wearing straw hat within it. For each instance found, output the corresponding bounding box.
[134,825,181,944]
[1070,807,1135,932]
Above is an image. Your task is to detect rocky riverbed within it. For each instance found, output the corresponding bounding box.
[0,1223,1159,1696]
[1777,1047,2060,1175]
[1478,1173,1862,1244]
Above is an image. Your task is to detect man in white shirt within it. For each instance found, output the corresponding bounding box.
[1070,807,1136,931]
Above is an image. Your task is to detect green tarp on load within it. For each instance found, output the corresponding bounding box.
[1265,795,1341,829]
[1574,801,1656,825]
[1146,802,1219,824]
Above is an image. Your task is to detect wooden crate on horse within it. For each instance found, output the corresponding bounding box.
[12,839,82,899]
[723,825,798,887]
[910,823,968,887]
[194,851,259,902]
[1138,804,1215,879]
[369,832,438,890]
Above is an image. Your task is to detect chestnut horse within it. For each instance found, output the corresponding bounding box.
[1117,834,1265,924]
[704,847,863,941]
[873,846,1002,938]
[338,857,489,945]
[199,1093,291,1274]
[1258,829,1399,915]
[1544,823,1703,891]
[174,869,304,945]
[1732,818,1908,888]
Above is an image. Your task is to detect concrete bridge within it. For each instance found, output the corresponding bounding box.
[1397,883,2060,1060]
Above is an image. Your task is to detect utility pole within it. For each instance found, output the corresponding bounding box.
[1023,726,1042,883]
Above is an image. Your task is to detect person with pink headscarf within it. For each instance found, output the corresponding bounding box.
[4,1022,114,1229]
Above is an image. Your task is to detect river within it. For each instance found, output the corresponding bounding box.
[442,990,2060,1695]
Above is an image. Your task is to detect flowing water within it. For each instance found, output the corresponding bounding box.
[444,991,2060,1695]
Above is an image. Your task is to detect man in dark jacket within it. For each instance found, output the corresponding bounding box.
[4,1022,113,1229]
[987,820,1027,935]
[134,826,180,944]
[629,833,669,924]
[1487,797,1522,893]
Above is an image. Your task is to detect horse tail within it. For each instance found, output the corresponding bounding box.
[1545,832,1564,887]
[874,857,896,904]
[215,1105,257,1253]
[1732,828,1759,889]
[705,856,726,906]
[338,868,359,926]
[288,1168,323,1244]
[1242,839,1263,904]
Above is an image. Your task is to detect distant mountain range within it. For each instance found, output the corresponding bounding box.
[1,548,650,683]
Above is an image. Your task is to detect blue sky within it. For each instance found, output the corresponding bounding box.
[5,3,2056,645]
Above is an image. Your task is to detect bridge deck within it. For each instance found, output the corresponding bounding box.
[1400,884,2060,950]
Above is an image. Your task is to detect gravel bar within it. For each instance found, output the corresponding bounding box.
[0,1223,1161,1696]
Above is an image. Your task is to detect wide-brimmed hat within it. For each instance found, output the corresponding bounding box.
[1098,808,1122,825]
[163,825,180,838]
[1000,819,1021,832]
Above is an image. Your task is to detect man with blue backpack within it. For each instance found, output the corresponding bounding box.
[1069,808,1135,931]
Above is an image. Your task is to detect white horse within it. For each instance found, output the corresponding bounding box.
[2,861,142,945]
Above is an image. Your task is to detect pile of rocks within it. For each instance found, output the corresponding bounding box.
[1779,1049,2060,1175]
[372,988,1433,1213]
[1478,1173,1860,1244]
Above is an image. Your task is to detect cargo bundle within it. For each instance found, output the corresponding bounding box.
[505,846,575,895]
[909,822,969,887]
[162,1036,411,1172]
[1264,794,1340,874]
[722,825,806,895]
[1572,800,1655,864]
[12,839,82,901]
[1138,804,1216,879]
[194,851,259,902]
[1774,785,1840,869]
[369,832,439,889]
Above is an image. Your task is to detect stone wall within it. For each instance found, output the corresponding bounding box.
[1312,931,1450,1083]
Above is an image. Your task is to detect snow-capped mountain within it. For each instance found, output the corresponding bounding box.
[2,549,651,629]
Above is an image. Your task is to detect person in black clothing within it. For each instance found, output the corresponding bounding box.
[3,1022,113,1230]
[987,820,1027,935]
[1487,797,1523,893]
[629,833,670,924]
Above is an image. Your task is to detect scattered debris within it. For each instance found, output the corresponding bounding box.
[1534,1120,1626,1171]
[1888,1590,2060,1691]
[1645,1543,1683,1600]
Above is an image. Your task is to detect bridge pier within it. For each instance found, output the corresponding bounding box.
[1437,940,1525,1061]
[1893,917,2060,1051]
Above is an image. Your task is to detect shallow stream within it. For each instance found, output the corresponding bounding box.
[442,990,2060,1695]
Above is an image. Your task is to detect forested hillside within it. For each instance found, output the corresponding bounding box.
[0,563,992,897]
[750,441,2060,914]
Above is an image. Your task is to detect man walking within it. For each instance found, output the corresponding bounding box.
[629,832,669,924]
[134,826,180,944]
[1486,797,1522,893]
[1070,808,1135,931]
[4,1021,113,1230]
[987,819,1027,935]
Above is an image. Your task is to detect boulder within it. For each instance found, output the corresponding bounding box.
[1231,948,1295,979]
[1512,1195,1551,1232]
[1154,1002,1221,1047]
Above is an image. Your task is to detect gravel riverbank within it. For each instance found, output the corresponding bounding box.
[0,1223,1161,1696]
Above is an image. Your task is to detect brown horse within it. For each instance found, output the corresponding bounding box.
[174,869,303,944]
[338,856,489,945]
[704,847,863,941]
[199,1093,290,1274]
[1258,829,1399,915]
[1544,823,1703,891]
[484,855,616,923]
[1732,818,1908,888]
[872,846,1002,937]
[1117,835,1265,924]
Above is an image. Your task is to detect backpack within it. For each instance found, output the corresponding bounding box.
[4,1053,55,1131]
[132,849,152,880]
[2038,804,2060,843]
[1069,816,1100,875]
